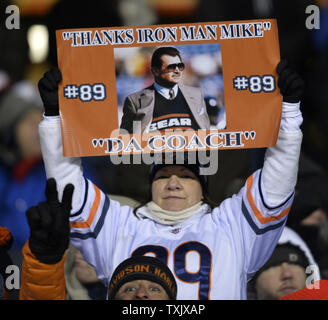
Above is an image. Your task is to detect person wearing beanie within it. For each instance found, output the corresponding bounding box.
[0,81,47,250]
[19,178,175,301]
[286,173,328,280]
[250,226,320,300]
[36,60,304,299]
[20,178,152,301]
[108,256,177,300]
[0,81,101,252]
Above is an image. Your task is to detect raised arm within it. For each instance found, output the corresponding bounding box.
[218,61,305,280]
[261,60,304,206]
[36,68,132,284]
[20,179,73,300]
[38,68,85,211]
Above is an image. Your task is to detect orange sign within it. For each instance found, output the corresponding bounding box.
[56,19,281,157]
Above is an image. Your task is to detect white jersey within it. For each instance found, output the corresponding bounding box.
[39,110,302,300]
[68,170,292,300]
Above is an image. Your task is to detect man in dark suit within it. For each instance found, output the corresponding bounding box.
[120,47,210,133]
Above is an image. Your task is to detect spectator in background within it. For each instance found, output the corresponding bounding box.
[0,80,113,255]
[302,0,328,171]
[248,226,319,300]
[280,279,328,300]
[42,0,127,199]
[286,173,328,280]
[108,255,177,300]
[196,0,314,72]
[118,0,158,26]
[45,0,122,66]
[64,195,139,300]
[19,179,176,300]
[0,70,12,101]
[64,245,107,300]
[0,82,46,250]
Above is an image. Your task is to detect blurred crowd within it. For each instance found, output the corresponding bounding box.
[0,0,327,300]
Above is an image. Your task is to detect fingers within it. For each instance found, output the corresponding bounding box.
[61,183,74,213]
[28,179,72,245]
[26,205,42,231]
[276,59,304,102]
[276,59,289,74]
[50,67,62,83]
[45,178,59,206]
[52,183,74,233]
[44,68,62,87]
[44,180,73,234]
[46,178,74,211]
[26,202,53,241]
[38,76,54,92]
[291,78,304,92]
[38,67,62,91]
[37,202,54,230]
[52,185,73,235]
[278,71,300,94]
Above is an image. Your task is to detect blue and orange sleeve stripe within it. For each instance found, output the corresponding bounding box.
[241,171,292,234]
[70,183,101,229]
[70,182,110,239]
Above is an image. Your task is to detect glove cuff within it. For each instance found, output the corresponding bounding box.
[44,105,59,116]
[283,97,302,104]
[29,239,67,264]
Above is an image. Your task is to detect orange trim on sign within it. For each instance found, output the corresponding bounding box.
[70,184,101,229]
[158,127,194,132]
[152,113,190,122]
[246,175,290,224]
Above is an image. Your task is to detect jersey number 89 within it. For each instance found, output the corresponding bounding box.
[132,241,212,300]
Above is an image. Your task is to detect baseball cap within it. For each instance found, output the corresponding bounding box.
[108,256,177,300]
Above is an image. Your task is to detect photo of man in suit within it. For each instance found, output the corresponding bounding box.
[119,47,210,134]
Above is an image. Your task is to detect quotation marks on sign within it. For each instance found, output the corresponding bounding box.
[63,83,106,102]
[233,75,275,93]
[92,139,105,148]
[262,22,271,31]
[243,131,256,140]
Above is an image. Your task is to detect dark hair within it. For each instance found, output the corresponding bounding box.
[151,47,182,69]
